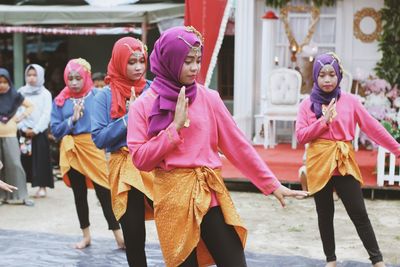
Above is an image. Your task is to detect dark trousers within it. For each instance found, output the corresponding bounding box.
[314,175,383,264]
[21,131,54,188]
[180,206,247,267]
[119,187,153,267]
[68,168,119,230]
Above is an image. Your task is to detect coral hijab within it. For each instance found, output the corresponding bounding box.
[54,58,94,107]
[105,37,147,119]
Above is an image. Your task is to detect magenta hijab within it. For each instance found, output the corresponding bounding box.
[147,26,203,137]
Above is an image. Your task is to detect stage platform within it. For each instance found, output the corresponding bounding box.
[221,144,400,192]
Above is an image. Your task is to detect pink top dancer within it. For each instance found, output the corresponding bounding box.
[297,91,400,155]
[127,26,306,267]
[128,85,281,197]
[295,52,396,267]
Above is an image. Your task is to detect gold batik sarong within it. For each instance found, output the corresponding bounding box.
[153,167,247,267]
[109,147,154,220]
[59,133,109,189]
[306,139,363,195]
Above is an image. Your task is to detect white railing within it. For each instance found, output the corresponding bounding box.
[377,146,400,186]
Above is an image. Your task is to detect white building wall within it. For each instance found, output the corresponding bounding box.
[339,0,384,76]
[234,0,384,141]
[233,0,256,139]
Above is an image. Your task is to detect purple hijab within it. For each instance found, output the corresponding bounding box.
[147,26,203,137]
[310,53,343,118]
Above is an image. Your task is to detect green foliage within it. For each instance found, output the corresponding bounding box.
[381,120,400,142]
[375,0,400,86]
[265,0,337,8]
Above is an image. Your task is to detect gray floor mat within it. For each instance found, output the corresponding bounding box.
[0,229,398,267]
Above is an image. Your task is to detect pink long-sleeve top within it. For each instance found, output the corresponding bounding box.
[127,84,281,206]
[296,92,400,156]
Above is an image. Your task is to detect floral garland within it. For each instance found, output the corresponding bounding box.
[280,5,320,52]
[266,0,336,8]
[353,7,382,43]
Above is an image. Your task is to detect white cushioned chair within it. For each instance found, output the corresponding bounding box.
[263,68,302,149]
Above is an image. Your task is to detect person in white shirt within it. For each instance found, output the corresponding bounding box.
[18,64,53,198]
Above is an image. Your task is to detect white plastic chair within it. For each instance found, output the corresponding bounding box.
[262,68,302,149]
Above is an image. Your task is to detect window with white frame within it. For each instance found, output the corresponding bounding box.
[275,0,337,68]
[271,1,338,143]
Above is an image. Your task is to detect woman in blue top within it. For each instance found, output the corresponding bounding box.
[50,58,124,250]
[91,37,154,267]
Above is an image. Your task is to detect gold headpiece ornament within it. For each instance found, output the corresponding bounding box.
[177,26,204,56]
[185,25,204,44]
[327,52,344,75]
[73,58,91,73]
[123,38,148,58]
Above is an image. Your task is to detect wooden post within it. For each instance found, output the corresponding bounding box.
[141,20,148,46]
[13,33,24,89]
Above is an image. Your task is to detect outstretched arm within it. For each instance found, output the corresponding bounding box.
[213,91,308,204]
[354,98,400,156]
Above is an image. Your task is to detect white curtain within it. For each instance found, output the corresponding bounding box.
[275,1,337,68]
[272,1,337,141]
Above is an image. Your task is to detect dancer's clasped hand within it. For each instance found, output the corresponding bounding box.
[323,98,336,124]
[72,101,84,122]
[173,86,189,131]
[130,87,137,103]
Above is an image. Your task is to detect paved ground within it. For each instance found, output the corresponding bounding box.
[2,229,396,267]
[0,180,399,266]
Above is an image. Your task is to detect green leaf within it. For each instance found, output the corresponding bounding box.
[375,0,400,86]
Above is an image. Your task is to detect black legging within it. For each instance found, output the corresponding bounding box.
[68,168,120,230]
[180,206,247,267]
[119,187,153,267]
[314,175,383,264]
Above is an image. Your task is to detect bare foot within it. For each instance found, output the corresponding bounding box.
[112,229,125,249]
[74,237,91,249]
[326,261,337,267]
[35,188,46,198]
[74,227,91,249]
[373,262,386,267]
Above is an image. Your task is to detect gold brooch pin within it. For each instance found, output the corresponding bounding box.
[184,118,190,128]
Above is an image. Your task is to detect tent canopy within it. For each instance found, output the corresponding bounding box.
[0,2,184,25]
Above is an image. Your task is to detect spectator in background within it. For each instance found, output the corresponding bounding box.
[92,72,106,89]
[18,64,54,198]
[0,68,34,206]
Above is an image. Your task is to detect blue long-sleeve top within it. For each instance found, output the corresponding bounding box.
[91,80,151,153]
[50,89,99,141]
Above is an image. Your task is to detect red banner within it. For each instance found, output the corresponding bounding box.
[184,0,229,86]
